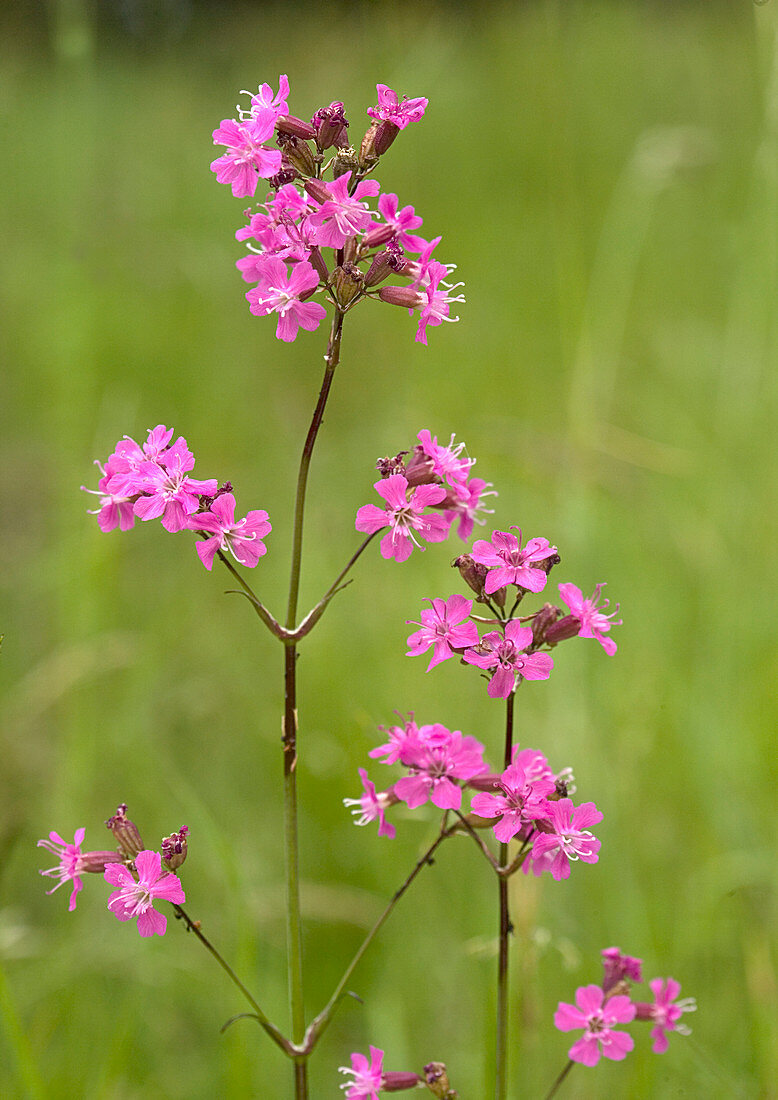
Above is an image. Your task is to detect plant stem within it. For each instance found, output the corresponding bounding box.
[282,309,345,1099]
[495,692,515,1100]
[172,904,292,1056]
[304,824,452,1052]
[544,1059,574,1099]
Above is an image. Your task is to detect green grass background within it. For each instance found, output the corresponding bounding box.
[2,1,776,1096]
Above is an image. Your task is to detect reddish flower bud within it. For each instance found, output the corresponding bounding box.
[161,826,188,871]
[277,134,316,177]
[545,613,582,646]
[375,453,408,478]
[383,1071,423,1092]
[531,602,562,646]
[79,850,125,873]
[105,803,144,859]
[304,177,331,204]
[311,101,349,151]
[378,284,421,309]
[275,114,316,140]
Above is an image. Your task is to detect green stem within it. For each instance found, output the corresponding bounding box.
[282,309,345,1100]
[172,905,292,1056]
[544,1059,574,1100]
[495,692,515,1100]
[304,824,452,1052]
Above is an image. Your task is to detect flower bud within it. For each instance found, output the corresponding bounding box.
[304,177,331,205]
[332,263,364,308]
[383,1071,422,1092]
[364,243,408,287]
[360,120,401,161]
[161,826,189,871]
[105,803,144,859]
[307,245,330,283]
[277,134,316,177]
[311,101,349,151]
[531,602,562,647]
[332,149,360,179]
[545,613,581,646]
[404,444,436,486]
[269,167,299,190]
[376,453,408,478]
[378,284,422,309]
[423,1062,457,1098]
[275,114,316,140]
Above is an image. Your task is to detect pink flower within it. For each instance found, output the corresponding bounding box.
[554,984,636,1066]
[463,621,554,698]
[339,1045,384,1099]
[557,582,621,655]
[470,763,556,844]
[414,261,465,345]
[363,192,427,252]
[471,528,558,595]
[368,85,428,130]
[38,829,120,912]
[104,849,185,937]
[406,594,479,670]
[245,258,327,341]
[248,75,290,120]
[355,474,449,562]
[528,798,602,880]
[446,477,496,540]
[210,114,282,197]
[601,946,643,993]
[640,978,696,1054]
[369,715,423,765]
[307,172,380,248]
[187,493,271,570]
[415,429,473,486]
[82,475,137,532]
[393,727,487,812]
[132,448,218,533]
[343,769,396,839]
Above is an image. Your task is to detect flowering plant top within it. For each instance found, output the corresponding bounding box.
[210,78,464,344]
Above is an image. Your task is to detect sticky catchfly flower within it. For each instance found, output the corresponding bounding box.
[187,493,271,570]
[38,829,120,912]
[528,798,603,880]
[554,984,636,1066]
[406,594,479,670]
[463,621,554,699]
[636,977,696,1054]
[339,1045,384,1099]
[104,849,185,937]
[471,528,558,595]
[367,85,428,130]
[557,582,621,655]
[355,474,449,562]
[343,769,397,839]
[245,257,327,342]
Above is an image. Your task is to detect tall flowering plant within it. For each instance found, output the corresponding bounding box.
[39,77,695,1098]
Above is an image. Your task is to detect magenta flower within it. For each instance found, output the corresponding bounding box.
[355,474,449,562]
[463,621,554,698]
[393,728,487,811]
[82,475,136,532]
[104,849,185,937]
[187,493,271,570]
[639,978,696,1053]
[471,528,558,595]
[307,172,380,248]
[363,192,426,251]
[248,74,290,120]
[245,258,327,341]
[557,582,621,655]
[343,769,396,839]
[132,448,218,533]
[369,715,423,765]
[529,798,602,880]
[339,1045,384,1099]
[445,477,495,540]
[470,764,556,844]
[210,114,282,197]
[406,594,479,670]
[415,261,465,345]
[38,828,120,912]
[368,84,429,130]
[554,984,636,1066]
[415,429,474,486]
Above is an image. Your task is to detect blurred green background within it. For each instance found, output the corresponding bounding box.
[2,0,776,1096]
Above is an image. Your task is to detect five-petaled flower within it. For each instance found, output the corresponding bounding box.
[554,984,636,1066]
[367,84,428,130]
[343,769,397,839]
[245,258,327,342]
[339,1045,384,1099]
[471,528,558,595]
[104,849,185,937]
[38,829,120,912]
[187,492,271,570]
[355,474,449,562]
[463,621,554,698]
[639,977,696,1054]
[528,798,602,880]
[406,594,479,670]
[557,582,621,655]
[470,763,556,844]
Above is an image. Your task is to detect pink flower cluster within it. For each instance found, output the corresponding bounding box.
[212,78,464,343]
[82,425,271,570]
[355,429,494,561]
[37,823,185,937]
[344,716,488,838]
[471,745,602,880]
[405,528,620,697]
[554,947,696,1066]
